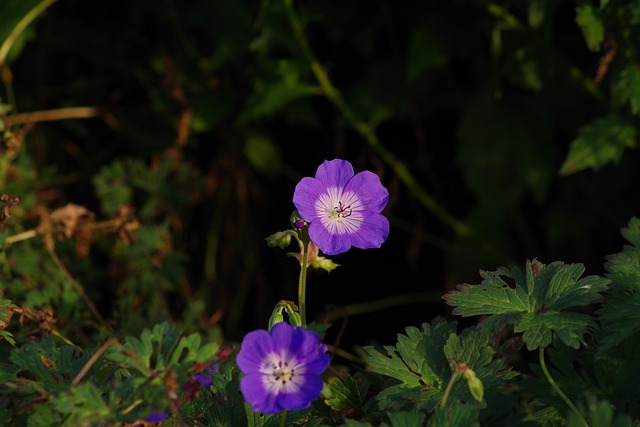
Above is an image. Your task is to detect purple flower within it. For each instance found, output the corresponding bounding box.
[135,408,168,425]
[293,159,389,255]
[192,364,218,387]
[236,322,330,414]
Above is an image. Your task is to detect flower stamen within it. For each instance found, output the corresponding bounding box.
[272,360,296,385]
[334,201,352,218]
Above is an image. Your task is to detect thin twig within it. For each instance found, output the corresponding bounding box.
[4,229,38,245]
[45,243,112,333]
[2,106,101,127]
[72,338,118,385]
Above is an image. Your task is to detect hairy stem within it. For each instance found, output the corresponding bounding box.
[281,0,469,237]
[298,240,309,327]
[539,347,588,427]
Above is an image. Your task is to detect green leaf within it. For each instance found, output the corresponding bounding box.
[325,373,370,415]
[598,291,640,353]
[51,382,109,424]
[364,318,511,412]
[515,311,595,350]
[597,217,640,352]
[0,293,16,346]
[559,115,637,175]
[575,4,605,51]
[603,217,640,291]
[239,59,320,123]
[568,395,633,427]
[444,266,531,316]
[428,403,480,427]
[445,260,609,349]
[387,407,426,427]
[613,65,640,116]
[244,133,283,177]
[364,319,454,411]
[442,328,514,404]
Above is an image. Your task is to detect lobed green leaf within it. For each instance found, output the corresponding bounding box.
[559,115,637,176]
[445,259,609,349]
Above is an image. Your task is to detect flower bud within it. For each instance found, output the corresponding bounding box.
[290,210,307,230]
[268,311,284,330]
[462,368,484,402]
[265,230,296,249]
[288,311,302,327]
[310,256,340,273]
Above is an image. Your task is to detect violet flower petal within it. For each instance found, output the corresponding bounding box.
[314,158,354,188]
[237,322,330,414]
[293,159,390,255]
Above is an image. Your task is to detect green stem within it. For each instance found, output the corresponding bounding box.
[279,410,287,427]
[0,0,58,66]
[539,347,588,427]
[298,241,309,327]
[440,369,461,409]
[281,0,469,237]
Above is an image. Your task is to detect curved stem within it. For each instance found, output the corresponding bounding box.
[281,0,469,237]
[539,347,588,427]
[0,0,59,66]
[279,409,288,427]
[440,369,461,409]
[298,241,309,327]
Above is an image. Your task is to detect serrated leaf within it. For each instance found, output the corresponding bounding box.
[559,115,637,175]
[598,217,640,352]
[620,217,640,247]
[364,319,454,410]
[575,4,605,51]
[51,382,109,423]
[515,311,595,350]
[443,266,531,316]
[116,322,182,372]
[445,260,609,349]
[387,407,426,427]
[428,403,480,427]
[325,374,370,415]
[443,328,514,404]
[613,65,640,116]
[0,294,16,346]
[604,223,640,291]
[597,291,640,353]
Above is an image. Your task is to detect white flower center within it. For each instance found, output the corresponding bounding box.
[315,187,363,235]
[260,352,305,394]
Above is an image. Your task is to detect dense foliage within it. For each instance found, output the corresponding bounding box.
[1,0,639,425]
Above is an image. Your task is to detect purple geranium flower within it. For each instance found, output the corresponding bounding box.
[293,159,389,255]
[236,322,330,414]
